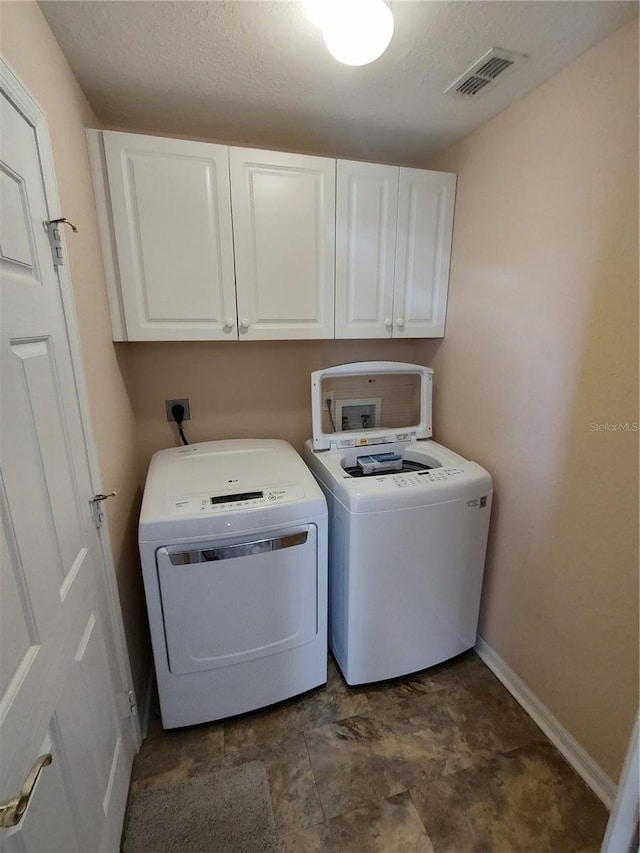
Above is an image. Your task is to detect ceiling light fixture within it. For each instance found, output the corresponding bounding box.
[305,0,394,67]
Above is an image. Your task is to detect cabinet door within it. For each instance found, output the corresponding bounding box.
[335,160,398,339]
[393,169,456,338]
[103,132,237,341]
[230,147,335,340]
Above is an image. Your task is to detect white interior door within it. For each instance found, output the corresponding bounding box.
[1,68,136,852]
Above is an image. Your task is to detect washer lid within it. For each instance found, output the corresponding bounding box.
[310,362,433,451]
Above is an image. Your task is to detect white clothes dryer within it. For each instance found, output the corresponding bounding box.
[303,362,492,686]
[139,439,328,728]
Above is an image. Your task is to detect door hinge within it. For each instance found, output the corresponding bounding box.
[89,491,117,528]
[118,689,137,719]
[44,218,77,268]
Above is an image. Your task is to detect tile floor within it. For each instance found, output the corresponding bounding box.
[127,652,608,852]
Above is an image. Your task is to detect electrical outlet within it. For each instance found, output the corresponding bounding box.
[165,398,191,422]
[322,391,334,410]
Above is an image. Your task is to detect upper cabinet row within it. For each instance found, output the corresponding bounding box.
[87,131,456,341]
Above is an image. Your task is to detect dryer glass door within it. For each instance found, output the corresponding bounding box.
[156,525,318,675]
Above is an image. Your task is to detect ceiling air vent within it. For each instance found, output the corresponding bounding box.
[445,47,527,99]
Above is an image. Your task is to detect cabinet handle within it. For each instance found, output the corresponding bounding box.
[396,318,405,328]
[384,318,392,328]
[224,317,235,328]
[240,319,250,330]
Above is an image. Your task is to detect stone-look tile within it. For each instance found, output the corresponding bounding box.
[125,656,606,853]
[363,657,463,712]
[443,673,545,758]
[224,665,370,757]
[279,791,434,853]
[410,741,608,853]
[224,732,324,836]
[449,652,515,704]
[304,689,473,819]
[130,717,225,792]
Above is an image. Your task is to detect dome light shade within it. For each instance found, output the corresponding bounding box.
[305,0,394,67]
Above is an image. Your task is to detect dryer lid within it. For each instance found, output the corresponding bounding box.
[310,362,433,451]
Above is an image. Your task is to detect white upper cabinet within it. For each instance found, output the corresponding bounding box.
[89,130,455,342]
[393,168,456,338]
[335,161,456,339]
[229,147,336,340]
[335,160,399,339]
[100,131,237,341]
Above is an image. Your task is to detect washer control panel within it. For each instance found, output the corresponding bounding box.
[382,467,465,488]
[169,484,305,515]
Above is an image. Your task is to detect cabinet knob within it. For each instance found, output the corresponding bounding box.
[224,317,235,329]
[396,318,405,328]
[384,318,392,328]
[240,319,250,330]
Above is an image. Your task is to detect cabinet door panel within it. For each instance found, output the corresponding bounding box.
[230,148,335,340]
[103,132,237,340]
[393,169,456,337]
[335,161,398,339]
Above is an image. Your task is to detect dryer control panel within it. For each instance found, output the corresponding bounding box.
[169,484,305,515]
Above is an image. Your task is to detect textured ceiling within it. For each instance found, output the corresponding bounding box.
[39,0,638,166]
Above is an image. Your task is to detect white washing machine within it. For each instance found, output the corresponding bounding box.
[303,362,492,686]
[139,439,328,728]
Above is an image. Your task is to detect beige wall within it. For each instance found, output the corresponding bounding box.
[428,19,639,781]
[1,2,150,703]
[117,339,430,477]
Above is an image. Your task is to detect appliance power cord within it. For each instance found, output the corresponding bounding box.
[171,403,189,445]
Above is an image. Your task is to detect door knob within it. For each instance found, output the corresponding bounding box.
[396,318,405,328]
[240,319,250,330]
[0,754,52,827]
[224,317,235,329]
[384,318,392,328]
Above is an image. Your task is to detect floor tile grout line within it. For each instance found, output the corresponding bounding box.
[302,726,328,824]
[407,787,434,847]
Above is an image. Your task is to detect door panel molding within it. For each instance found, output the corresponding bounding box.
[1,57,140,853]
[0,58,140,751]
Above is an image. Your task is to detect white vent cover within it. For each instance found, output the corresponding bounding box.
[445,47,527,99]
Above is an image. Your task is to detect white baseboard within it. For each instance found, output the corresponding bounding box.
[474,635,617,809]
